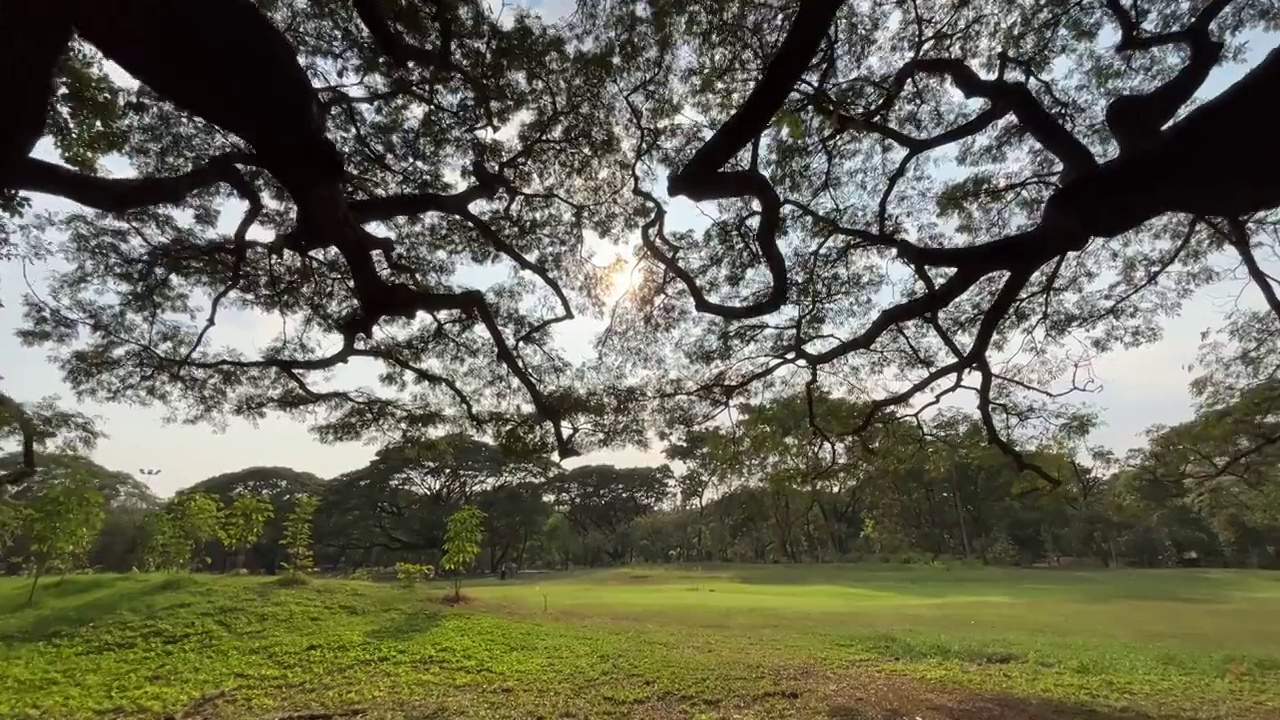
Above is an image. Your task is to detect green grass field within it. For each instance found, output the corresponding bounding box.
[1,565,1277,719]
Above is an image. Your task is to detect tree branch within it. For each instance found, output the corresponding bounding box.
[7,154,252,212]
[1104,0,1230,153]
[668,0,845,191]
[1218,218,1280,321]
[872,58,1096,179]
[351,0,451,71]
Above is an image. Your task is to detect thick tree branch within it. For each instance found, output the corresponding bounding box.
[351,0,452,71]
[656,0,845,321]
[0,1,74,184]
[1104,0,1230,153]
[668,0,844,191]
[7,154,252,212]
[872,58,1096,179]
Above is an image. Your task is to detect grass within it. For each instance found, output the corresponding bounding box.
[0,565,1277,719]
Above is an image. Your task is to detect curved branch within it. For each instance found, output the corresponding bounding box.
[1219,218,1280,321]
[7,154,252,212]
[668,0,844,190]
[657,0,845,320]
[873,58,1096,178]
[1105,0,1228,153]
[637,173,787,320]
[179,169,261,366]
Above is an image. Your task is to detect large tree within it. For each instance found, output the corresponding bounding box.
[592,0,1280,481]
[2,0,635,463]
[3,0,1280,484]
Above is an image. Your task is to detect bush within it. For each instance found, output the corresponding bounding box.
[394,562,435,583]
[983,534,1021,566]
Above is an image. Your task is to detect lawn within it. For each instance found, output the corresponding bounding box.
[1,565,1277,719]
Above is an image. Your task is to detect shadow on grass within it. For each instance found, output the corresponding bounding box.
[363,608,443,641]
[827,692,1164,720]
[0,574,195,642]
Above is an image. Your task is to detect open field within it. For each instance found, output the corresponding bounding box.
[1,565,1278,719]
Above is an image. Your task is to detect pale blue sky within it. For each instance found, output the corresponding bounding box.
[1,16,1275,497]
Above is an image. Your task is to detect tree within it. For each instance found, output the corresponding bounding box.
[4,0,1280,490]
[187,466,324,571]
[3,0,634,461]
[0,394,100,488]
[315,434,555,568]
[20,472,105,603]
[545,465,672,563]
[588,0,1280,486]
[476,481,550,574]
[281,493,320,575]
[169,491,223,570]
[440,505,486,602]
[141,511,188,573]
[218,494,275,572]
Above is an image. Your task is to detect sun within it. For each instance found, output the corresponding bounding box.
[606,253,639,301]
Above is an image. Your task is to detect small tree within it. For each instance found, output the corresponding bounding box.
[141,511,187,572]
[218,494,275,572]
[441,505,486,602]
[22,475,105,603]
[280,494,320,576]
[170,492,222,570]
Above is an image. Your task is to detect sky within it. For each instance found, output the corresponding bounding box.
[0,14,1275,497]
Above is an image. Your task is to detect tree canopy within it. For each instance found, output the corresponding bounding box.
[1,0,1279,492]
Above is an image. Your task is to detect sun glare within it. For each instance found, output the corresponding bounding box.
[606,253,639,301]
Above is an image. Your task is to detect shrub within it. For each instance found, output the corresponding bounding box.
[983,534,1021,566]
[394,562,435,583]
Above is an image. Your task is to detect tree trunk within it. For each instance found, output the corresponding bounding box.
[950,469,972,558]
[516,531,529,568]
[26,562,43,605]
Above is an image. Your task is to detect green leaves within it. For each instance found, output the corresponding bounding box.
[218,495,275,571]
[442,505,486,601]
[18,470,106,601]
[774,109,805,141]
[281,494,320,575]
[441,505,486,574]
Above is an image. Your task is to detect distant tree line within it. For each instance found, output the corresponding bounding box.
[2,378,1277,578]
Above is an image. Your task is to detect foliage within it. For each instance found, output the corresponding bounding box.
[217,495,275,572]
[141,511,187,573]
[280,494,320,575]
[440,505,486,601]
[1,569,1279,719]
[316,435,555,567]
[544,464,673,564]
[169,492,222,570]
[5,0,1277,476]
[393,562,435,583]
[18,472,105,603]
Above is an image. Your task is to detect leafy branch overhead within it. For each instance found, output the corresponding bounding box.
[1,0,1278,483]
